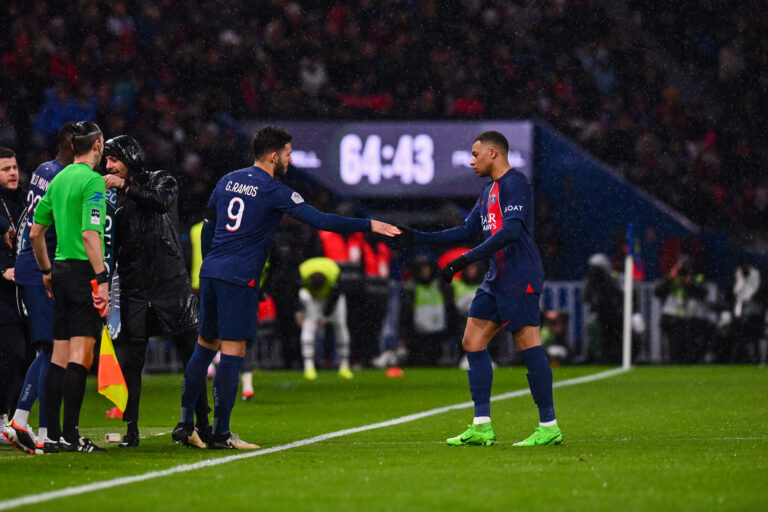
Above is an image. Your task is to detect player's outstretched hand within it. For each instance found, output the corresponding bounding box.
[441,255,469,283]
[371,220,402,238]
[387,226,414,250]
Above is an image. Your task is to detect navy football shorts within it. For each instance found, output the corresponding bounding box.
[468,288,541,332]
[21,284,53,344]
[198,277,260,342]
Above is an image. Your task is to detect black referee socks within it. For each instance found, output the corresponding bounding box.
[62,363,88,443]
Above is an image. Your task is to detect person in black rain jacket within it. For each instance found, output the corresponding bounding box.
[102,135,210,448]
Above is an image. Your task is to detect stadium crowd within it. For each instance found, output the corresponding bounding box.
[1,0,766,454]
[1,0,767,236]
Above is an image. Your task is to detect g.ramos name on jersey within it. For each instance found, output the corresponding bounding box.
[225,180,259,197]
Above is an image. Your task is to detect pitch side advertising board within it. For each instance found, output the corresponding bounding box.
[243,121,533,198]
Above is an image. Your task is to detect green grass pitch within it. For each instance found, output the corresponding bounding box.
[1,365,766,511]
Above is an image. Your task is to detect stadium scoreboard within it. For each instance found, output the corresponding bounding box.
[244,121,533,198]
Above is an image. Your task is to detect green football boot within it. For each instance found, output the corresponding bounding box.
[446,422,496,447]
[512,424,563,446]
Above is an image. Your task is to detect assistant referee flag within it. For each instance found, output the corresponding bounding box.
[97,326,128,412]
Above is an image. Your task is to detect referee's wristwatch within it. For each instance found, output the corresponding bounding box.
[94,270,109,284]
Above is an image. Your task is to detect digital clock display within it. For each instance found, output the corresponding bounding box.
[243,121,533,197]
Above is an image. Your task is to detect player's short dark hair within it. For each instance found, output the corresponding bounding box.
[252,125,293,159]
[70,121,103,156]
[0,147,15,159]
[474,131,509,154]
[55,122,79,147]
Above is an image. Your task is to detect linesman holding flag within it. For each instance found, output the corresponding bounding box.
[30,121,109,453]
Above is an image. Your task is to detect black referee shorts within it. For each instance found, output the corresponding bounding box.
[51,260,104,340]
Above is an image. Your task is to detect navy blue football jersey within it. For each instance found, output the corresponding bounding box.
[469,169,544,297]
[200,166,370,287]
[15,159,64,286]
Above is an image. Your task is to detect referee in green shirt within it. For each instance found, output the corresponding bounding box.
[30,121,108,453]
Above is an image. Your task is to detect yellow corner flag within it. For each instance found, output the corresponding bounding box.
[97,326,128,412]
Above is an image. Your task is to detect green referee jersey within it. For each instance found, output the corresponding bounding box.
[34,162,106,261]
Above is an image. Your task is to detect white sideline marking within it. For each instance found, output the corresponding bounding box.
[0,367,628,510]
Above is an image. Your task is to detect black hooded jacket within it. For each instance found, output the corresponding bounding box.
[0,184,24,325]
[104,135,197,341]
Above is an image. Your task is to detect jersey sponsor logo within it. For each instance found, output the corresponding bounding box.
[481,213,498,231]
[483,182,502,235]
[291,192,304,204]
[225,180,259,197]
[503,205,523,213]
[90,208,101,225]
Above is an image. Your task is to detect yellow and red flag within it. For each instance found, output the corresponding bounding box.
[97,326,128,412]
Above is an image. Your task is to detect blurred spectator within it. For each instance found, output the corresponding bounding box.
[448,256,489,368]
[654,255,709,363]
[726,258,764,363]
[269,216,323,369]
[540,310,569,365]
[1,0,766,241]
[583,253,622,364]
[398,254,456,366]
[316,202,391,367]
[296,257,354,380]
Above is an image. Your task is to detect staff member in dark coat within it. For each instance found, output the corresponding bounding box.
[0,147,26,432]
[102,135,210,448]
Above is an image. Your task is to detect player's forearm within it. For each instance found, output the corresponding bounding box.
[463,220,522,263]
[201,218,215,258]
[30,223,51,271]
[292,204,371,233]
[82,230,106,275]
[413,224,475,246]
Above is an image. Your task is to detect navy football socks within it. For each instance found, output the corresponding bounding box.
[467,349,493,418]
[213,354,243,436]
[37,346,51,428]
[520,345,556,423]
[180,344,217,425]
[16,348,49,415]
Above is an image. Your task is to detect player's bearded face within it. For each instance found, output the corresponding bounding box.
[273,144,293,178]
[273,158,286,178]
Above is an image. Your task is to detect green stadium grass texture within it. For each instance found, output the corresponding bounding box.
[1,366,766,511]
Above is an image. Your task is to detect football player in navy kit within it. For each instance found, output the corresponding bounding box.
[393,131,562,447]
[173,126,400,449]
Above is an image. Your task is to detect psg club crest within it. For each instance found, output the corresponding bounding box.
[490,194,497,205]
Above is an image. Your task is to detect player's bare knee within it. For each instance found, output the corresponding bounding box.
[462,337,485,352]
[198,335,219,350]
[221,340,246,358]
[512,325,541,351]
